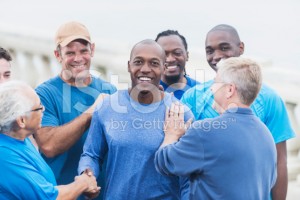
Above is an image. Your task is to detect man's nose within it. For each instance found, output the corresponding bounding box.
[73,53,84,62]
[140,63,151,72]
[166,53,176,63]
[213,50,224,63]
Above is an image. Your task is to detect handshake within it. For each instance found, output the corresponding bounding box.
[76,169,101,199]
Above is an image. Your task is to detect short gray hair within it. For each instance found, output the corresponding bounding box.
[0,81,34,133]
[217,57,262,105]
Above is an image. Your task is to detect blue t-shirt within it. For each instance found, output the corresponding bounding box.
[78,90,194,200]
[160,75,199,100]
[0,134,58,199]
[155,108,277,200]
[181,81,295,143]
[35,75,116,186]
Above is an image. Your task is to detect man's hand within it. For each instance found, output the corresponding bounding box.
[158,84,164,92]
[76,169,101,199]
[85,93,109,114]
[161,102,192,148]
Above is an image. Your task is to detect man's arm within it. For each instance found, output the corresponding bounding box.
[271,141,288,200]
[34,113,91,157]
[34,94,107,157]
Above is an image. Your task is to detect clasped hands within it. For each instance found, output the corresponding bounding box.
[76,168,101,199]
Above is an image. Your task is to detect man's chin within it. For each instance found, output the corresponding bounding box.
[165,74,181,83]
[136,83,160,92]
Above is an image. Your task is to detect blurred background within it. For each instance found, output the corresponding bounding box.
[0,0,299,198]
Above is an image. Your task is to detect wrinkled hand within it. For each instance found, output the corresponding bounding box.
[75,169,101,199]
[85,93,109,114]
[161,102,192,147]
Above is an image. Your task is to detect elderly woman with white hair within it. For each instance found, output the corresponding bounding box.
[155,57,277,200]
[0,81,100,200]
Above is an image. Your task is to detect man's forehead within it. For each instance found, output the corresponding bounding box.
[207,30,237,43]
[132,45,162,58]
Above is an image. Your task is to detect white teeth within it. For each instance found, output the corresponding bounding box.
[73,65,85,68]
[139,77,151,81]
[167,65,177,69]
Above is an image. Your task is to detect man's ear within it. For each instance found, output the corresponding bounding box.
[90,43,95,57]
[226,84,236,99]
[186,51,189,61]
[16,116,26,129]
[54,50,62,63]
[127,61,130,72]
[239,42,245,55]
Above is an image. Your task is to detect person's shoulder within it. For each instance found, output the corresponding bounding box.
[159,80,168,89]
[92,76,117,93]
[255,83,282,103]
[260,84,279,96]
[108,89,127,101]
[182,80,213,99]
[185,75,201,86]
[0,144,17,160]
[35,76,61,92]
[95,89,127,112]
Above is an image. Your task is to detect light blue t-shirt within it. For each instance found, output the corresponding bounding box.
[181,81,295,143]
[35,75,116,188]
[0,134,58,199]
[155,108,277,200]
[78,90,194,200]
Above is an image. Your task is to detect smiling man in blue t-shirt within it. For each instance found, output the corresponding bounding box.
[155,30,199,100]
[34,21,116,200]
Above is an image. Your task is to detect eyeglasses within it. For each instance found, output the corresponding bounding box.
[30,104,45,112]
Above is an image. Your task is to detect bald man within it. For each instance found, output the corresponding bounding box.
[79,39,193,200]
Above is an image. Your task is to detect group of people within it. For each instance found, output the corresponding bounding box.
[0,21,295,200]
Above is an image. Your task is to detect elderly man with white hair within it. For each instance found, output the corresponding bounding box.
[0,81,100,199]
[155,57,277,200]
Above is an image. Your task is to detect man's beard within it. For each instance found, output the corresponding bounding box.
[165,74,181,84]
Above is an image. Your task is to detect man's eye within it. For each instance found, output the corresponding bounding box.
[173,50,184,57]
[66,52,75,56]
[81,50,89,54]
[221,46,229,51]
[151,61,159,66]
[134,60,142,65]
[206,49,213,55]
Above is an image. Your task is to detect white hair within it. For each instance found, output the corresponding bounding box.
[217,57,262,105]
[0,81,34,133]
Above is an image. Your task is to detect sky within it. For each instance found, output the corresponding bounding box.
[1,0,299,71]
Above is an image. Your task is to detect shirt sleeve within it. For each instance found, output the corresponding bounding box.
[263,88,296,143]
[78,109,108,178]
[155,123,205,177]
[0,148,58,200]
[181,81,215,120]
[36,86,60,127]
[181,87,197,117]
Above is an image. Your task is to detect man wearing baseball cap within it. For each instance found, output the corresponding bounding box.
[34,21,116,199]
